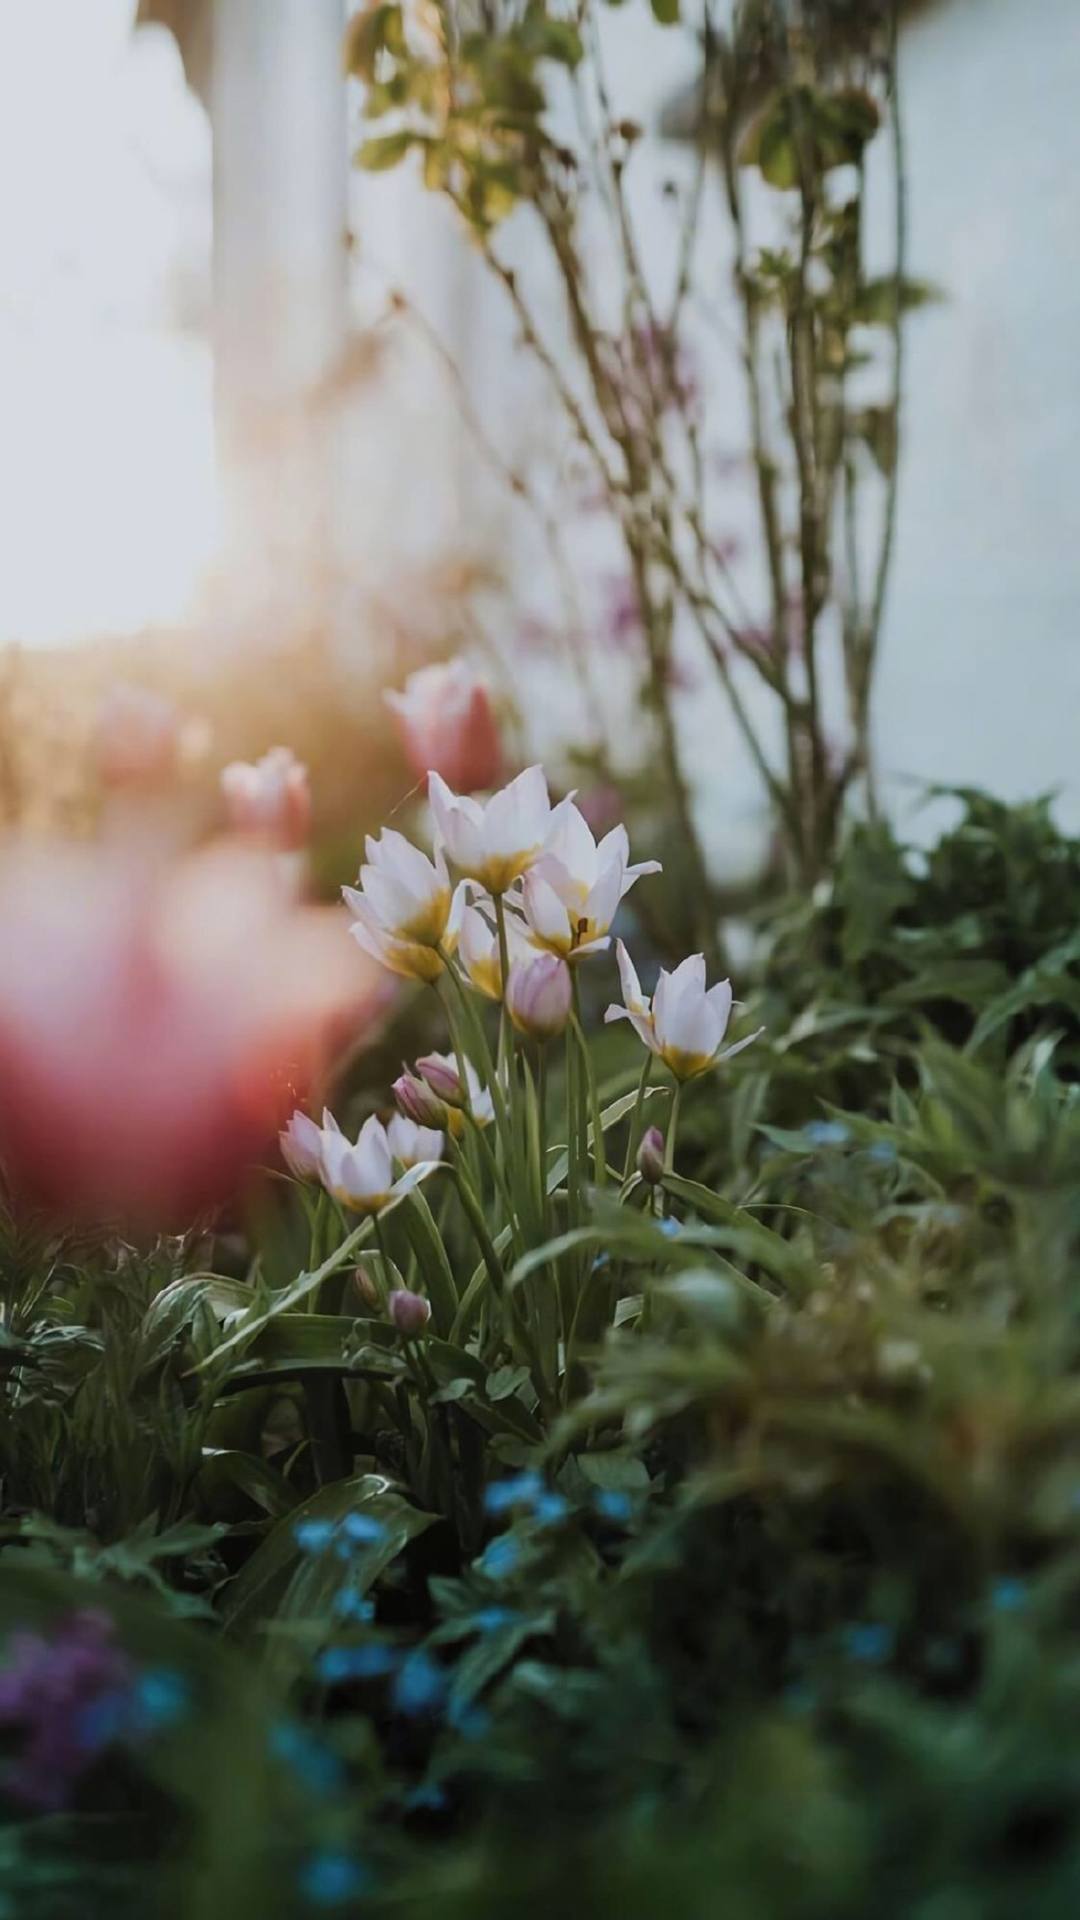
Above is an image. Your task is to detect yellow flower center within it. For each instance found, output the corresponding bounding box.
[381,941,446,985]
[397,885,451,948]
[467,951,503,1000]
[476,847,542,895]
[659,1043,713,1082]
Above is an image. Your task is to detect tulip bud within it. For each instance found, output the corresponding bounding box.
[353,1264,382,1309]
[416,1052,465,1108]
[388,1288,432,1337]
[505,954,572,1042]
[392,1070,448,1129]
[636,1125,665,1185]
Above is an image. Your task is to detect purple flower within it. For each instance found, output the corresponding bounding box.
[0,1610,133,1810]
[388,1288,433,1337]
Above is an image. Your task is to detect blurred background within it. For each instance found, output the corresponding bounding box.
[2,0,1077,866]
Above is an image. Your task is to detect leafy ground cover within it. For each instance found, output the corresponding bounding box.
[4,788,1080,1916]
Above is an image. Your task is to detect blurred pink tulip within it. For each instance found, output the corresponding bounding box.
[0,839,379,1230]
[221,747,313,850]
[385,660,502,795]
[95,683,183,789]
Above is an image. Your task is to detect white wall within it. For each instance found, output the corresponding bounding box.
[874,0,1080,833]
[363,0,1080,862]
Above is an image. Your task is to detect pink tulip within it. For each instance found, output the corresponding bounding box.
[392,1071,449,1130]
[505,953,572,1041]
[385,660,502,795]
[95,683,183,789]
[0,838,379,1230]
[221,747,312,850]
[388,1288,432,1336]
[636,1125,665,1185]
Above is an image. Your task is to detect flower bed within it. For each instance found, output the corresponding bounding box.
[3,782,1080,1916]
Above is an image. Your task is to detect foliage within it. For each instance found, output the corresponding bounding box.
[2,791,1080,1911]
[346,0,930,945]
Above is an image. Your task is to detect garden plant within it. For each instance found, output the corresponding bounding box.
[3,759,1080,1915]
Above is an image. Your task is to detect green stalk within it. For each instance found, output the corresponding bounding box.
[661,1079,683,1218]
[449,1156,506,1302]
[570,979,605,1189]
[564,1008,582,1226]
[537,1044,550,1233]
[438,949,512,1150]
[621,1051,653,1185]
[493,890,513,1080]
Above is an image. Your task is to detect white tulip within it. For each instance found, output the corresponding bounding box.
[428,765,556,895]
[319,1113,435,1214]
[342,828,466,984]
[520,802,660,961]
[458,900,531,999]
[386,1112,445,1168]
[605,940,762,1081]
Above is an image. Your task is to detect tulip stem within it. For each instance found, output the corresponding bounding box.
[661,1080,682,1217]
[622,1053,653,1185]
[493,891,513,1079]
[537,1044,550,1232]
[571,975,604,1188]
[438,952,512,1154]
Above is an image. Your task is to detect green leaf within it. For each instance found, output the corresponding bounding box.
[342,4,404,82]
[739,100,799,188]
[400,1187,458,1335]
[355,130,416,172]
[486,1364,531,1402]
[739,86,881,189]
[198,1448,297,1519]
[855,276,942,326]
[577,1450,650,1492]
[221,1474,435,1651]
[850,404,898,477]
[650,0,680,21]
[524,17,583,65]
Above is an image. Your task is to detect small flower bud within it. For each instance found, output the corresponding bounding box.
[636,1125,665,1185]
[388,1288,432,1337]
[416,1053,465,1108]
[353,1265,382,1309]
[392,1070,448,1129]
[505,954,572,1041]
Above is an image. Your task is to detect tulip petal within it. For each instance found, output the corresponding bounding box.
[523,871,573,952]
[705,978,734,1043]
[621,858,663,898]
[614,938,649,1016]
[715,1027,764,1064]
[583,856,624,940]
[546,800,599,887]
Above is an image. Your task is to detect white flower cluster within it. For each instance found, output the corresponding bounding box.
[282,762,761,1217]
